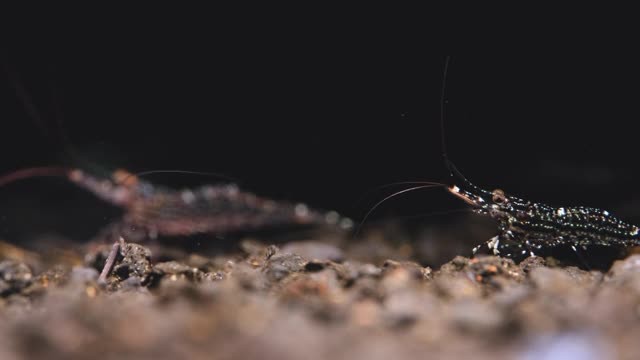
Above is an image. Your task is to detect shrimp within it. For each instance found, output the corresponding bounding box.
[1,167,352,281]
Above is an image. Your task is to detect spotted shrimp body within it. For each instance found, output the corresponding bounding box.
[445,164,640,259]
[68,169,353,238]
[64,168,354,282]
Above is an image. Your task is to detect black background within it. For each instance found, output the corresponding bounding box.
[2,41,640,244]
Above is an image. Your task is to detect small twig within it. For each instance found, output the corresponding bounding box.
[99,236,125,283]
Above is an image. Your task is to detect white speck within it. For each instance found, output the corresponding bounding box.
[452,185,460,193]
[632,227,639,236]
[140,183,154,196]
[112,188,129,204]
[294,203,309,218]
[181,190,196,204]
[339,218,354,230]
[487,236,500,255]
[225,184,239,195]
[472,245,481,254]
[603,210,609,216]
[557,208,566,216]
[325,211,340,224]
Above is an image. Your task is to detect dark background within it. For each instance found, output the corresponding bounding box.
[2,45,640,246]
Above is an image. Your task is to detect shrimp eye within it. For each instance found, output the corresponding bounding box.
[492,189,506,204]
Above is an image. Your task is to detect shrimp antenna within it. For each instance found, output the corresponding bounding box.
[354,57,456,235]
[0,167,71,188]
[440,56,455,178]
[355,183,446,237]
[439,56,476,188]
[352,181,453,211]
[2,59,50,141]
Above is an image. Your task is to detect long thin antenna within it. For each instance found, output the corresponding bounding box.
[3,60,50,140]
[440,56,453,177]
[48,64,79,164]
[130,170,237,183]
[438,57,474,187]
[3,56,85,169]
[352,181,451,211]
[355,184,446,237]
[0,167,70,188]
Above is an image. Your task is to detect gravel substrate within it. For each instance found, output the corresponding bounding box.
[1,234,639,360]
